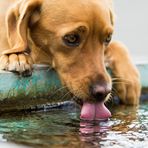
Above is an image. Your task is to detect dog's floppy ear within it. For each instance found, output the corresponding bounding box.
[109,8,115,26]
[107,0,115,25]
[3,0,42,54]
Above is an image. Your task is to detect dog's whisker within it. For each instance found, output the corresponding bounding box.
[61,91,71,101]
[105,93,112,102]
[56,86,67,92]
[105,93,113,104]
[104,91,116,105]
[112,81,130,85]
[111,87,120,98]
[50,86,68,97]
[112,77,132,83]
[71,95,77,100]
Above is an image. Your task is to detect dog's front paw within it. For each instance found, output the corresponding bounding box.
[112,65,141,105]
[0,53,33,76]
[105,41,141,105]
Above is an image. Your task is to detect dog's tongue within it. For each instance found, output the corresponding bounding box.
[80,102,111,121]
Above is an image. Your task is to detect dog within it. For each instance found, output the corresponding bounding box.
[0,0,141,120]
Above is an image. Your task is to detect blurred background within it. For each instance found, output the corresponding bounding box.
[113,0,148,62]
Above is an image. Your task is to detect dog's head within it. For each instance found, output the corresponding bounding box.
[6,0,114,106]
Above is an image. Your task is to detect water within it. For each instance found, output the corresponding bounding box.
[0,101,147,148]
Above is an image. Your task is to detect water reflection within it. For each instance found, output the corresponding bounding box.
[79,120,111,134]
[79,104,148,147]
[0,102,147,147]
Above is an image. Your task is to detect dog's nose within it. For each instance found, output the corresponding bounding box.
[89,83,111,102]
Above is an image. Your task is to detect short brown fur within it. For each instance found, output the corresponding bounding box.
[0,0,141,105]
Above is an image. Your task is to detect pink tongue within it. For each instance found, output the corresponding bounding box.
[80,102,111,121]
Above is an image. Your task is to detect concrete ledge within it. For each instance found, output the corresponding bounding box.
[0,65,66,112]
[0,63,148,112]
[136,62,148,88]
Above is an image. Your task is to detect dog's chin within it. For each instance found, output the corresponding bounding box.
[73,97,111,121]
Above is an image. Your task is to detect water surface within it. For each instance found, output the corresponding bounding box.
[0,101,147,148]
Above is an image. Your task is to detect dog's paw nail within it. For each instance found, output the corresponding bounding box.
[8,62,20,72]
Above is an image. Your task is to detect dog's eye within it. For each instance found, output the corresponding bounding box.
[104,34,112,45]
[63,34,80,47]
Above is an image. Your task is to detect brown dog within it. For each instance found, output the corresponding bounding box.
[0,0,141,120]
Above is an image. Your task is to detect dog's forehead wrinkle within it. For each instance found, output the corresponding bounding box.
[40,0,111,28]
[55,22,89,38]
